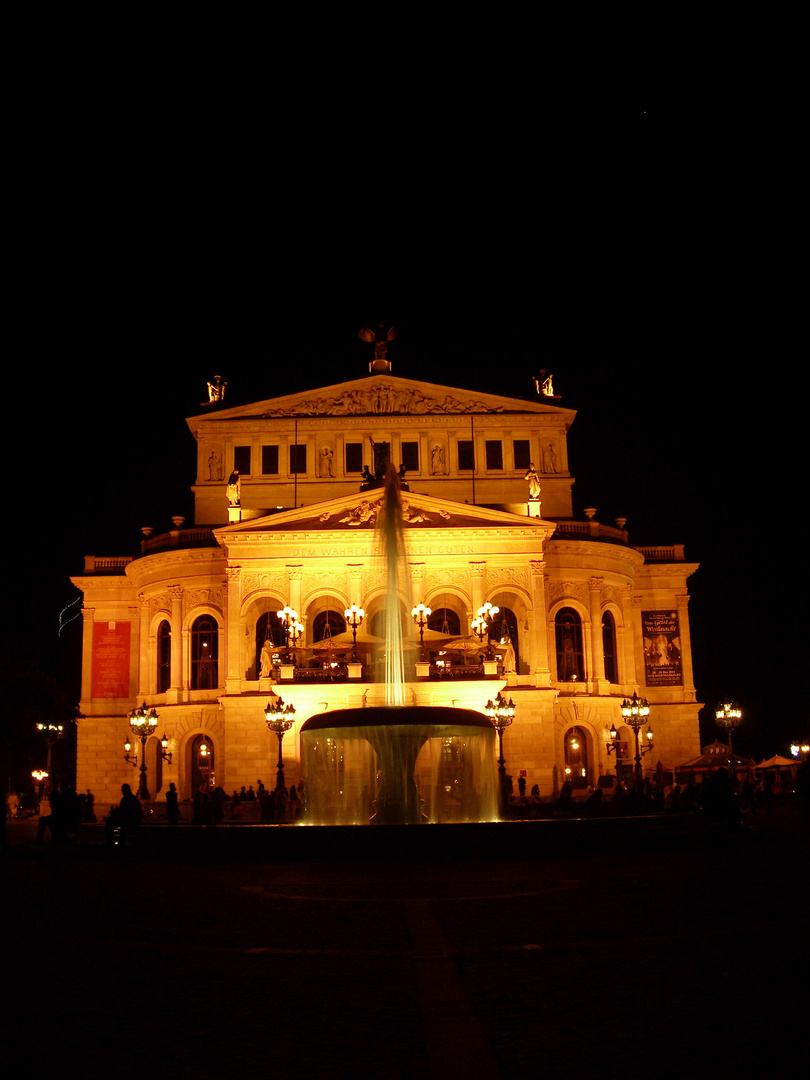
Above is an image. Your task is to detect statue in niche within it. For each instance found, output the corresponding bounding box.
[524,464,541,500]
[431,444,446,475]
[542,442,558,473]
[319,445,334,477]
[208,449,224,481]
[259,638,275,678]
[227,470,241,507]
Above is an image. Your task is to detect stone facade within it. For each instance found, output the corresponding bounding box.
[72,371,701,811]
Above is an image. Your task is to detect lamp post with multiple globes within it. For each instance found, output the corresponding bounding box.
[125,704,172,800]
[485,692,516,811]
[265,692,297,792]
[620,692,654,788]
[126,703,159,799]
[344,604,365,661]
[715,701,743,776]
[411,603,431,658]
[472,602,499,656]
[36,722,64,795]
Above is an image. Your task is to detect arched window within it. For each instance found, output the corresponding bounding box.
[312,610,346,641]
[157,619,171,693]
[191,615,219,690]
[564,727,589,783]
[427,608,461,637]
[191,734,215,795]
[602,611,618,683]
[555,608,585,682]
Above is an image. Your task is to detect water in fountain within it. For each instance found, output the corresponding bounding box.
[300,464,499,824]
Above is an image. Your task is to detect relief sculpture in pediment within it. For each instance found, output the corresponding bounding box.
[260,384,504,418]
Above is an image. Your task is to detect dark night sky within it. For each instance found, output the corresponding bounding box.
[7,5,804,760]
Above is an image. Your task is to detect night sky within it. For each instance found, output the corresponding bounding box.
[6,5,804,764]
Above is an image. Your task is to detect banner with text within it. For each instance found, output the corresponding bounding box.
[642,610,683,686]
[91,621,131,698]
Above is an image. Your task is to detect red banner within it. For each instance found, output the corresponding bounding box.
[91,621,131,698]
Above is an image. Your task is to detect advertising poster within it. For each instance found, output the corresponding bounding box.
[91,621,131,698]
[642,610,683,686]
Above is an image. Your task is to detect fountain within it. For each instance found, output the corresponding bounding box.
[300,463,500,825]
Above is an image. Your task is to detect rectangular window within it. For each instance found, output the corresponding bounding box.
[401,441,419,472]
[485,440,503,470]
[234,445,251,475]
[345,442,363,473]
[457,440,475,471]
[261,445,279,474]
[513,439,531,470]
[290,444,307,474]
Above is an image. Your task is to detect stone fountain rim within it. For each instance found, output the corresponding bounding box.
[300,705,494,733]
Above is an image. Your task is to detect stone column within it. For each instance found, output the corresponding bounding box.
[469,561,486,626]
[529,559,552,685]
[619,584,636,686]
[225,567,242,693]
[80,606,95,707]
[137,595,151,697]
[588,577,607,690]
[409,562,426,607]
[169,586,183,694]
[346,564,364,607]
[287,564,303,613]
[675,593,697,702]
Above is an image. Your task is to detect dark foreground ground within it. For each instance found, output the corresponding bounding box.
[2,810,808,1080]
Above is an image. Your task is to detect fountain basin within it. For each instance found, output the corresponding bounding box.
[300,706,499,825]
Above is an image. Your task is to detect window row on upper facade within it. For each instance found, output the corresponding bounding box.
[225,438,535,479]
[156,607,619,692]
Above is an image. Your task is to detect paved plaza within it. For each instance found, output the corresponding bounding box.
[2,812,807,1079]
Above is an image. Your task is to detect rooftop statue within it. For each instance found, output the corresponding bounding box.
[359,322,397,371]
[204,375,227,405]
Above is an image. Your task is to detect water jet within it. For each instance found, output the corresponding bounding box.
[300,464,500,825]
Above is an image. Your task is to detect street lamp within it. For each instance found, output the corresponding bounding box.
[36,722,65,795]
[265,692,297,792]
[790,743,810,760]
[604,723,626,784]
[472,602,499,655]
[127,702,159,799]
[277,606,299,655]
[344,604,365,661]
[620,692,653,788]
[715,701,742,775]
[411,603,431,657]
[485,692,516,810]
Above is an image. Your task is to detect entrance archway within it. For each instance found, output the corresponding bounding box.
[191,734,215,796]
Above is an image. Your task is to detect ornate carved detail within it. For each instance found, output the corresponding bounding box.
[425,567,471,591]
[183,587,224,612]
[487,566,531,593]
[548,580,588,604]
[317,497,453,528]
[241,571,288,597]
[259,384,505,419]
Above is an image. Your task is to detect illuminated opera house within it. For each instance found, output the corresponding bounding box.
[72,341,701,811]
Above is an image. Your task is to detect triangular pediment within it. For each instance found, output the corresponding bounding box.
[215,486,554,539]
[188,373,574,424]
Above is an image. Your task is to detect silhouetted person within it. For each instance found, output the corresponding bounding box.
[106,783,142,845]
[166,782,180,825]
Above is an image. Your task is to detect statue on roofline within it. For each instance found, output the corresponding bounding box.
[359,322,397,372]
